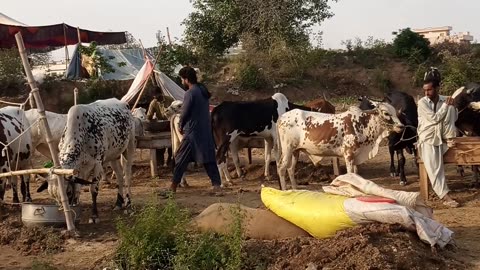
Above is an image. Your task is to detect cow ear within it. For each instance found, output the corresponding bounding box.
[37,181,48,193]
[72,177,92,186]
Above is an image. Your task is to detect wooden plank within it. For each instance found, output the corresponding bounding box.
[150,149,158,177]
[137,139,172,149]
[419,162,429,201]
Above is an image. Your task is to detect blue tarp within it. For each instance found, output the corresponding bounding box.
[97,48,146,80]
[65,44,82,80]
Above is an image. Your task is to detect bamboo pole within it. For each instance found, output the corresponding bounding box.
[166,27,172,46]
[63,24,69,70]
[76,27,82,44]
[0,168,74,178]
[15,32,76,232]
[74,88,79,105]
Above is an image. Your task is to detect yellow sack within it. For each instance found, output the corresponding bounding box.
[261,187,356,238]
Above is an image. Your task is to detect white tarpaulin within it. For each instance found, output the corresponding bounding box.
[154,70,185,101]
[323,173,454,248]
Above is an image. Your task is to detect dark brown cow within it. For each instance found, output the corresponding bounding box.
[304,98,336,114]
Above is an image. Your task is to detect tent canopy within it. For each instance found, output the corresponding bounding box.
[0,22,126,49]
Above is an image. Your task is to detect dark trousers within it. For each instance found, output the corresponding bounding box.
[156,148,173,167]
[172,139,221,186]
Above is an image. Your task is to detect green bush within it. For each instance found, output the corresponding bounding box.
[115,199,187,270]
[438,50,480,95]
[77,79,116,104]
[238,63,267,90]
[0,48,25,90]
[115,199,244,270]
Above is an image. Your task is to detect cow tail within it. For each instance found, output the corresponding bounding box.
[211,112,219,150]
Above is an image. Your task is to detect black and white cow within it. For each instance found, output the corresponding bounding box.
[358,90,418,185]
[38,98,136,223]
[0,106,33,203]
[166,100,261,186]
[453,83,480,185]
[211,93,318,183]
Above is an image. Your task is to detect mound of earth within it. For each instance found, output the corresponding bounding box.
[0,204,64,255]
[242,223,467,270]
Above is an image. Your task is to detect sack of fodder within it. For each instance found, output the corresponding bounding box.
[191,203,310,240]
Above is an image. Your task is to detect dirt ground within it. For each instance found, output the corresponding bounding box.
[0,146,479,270]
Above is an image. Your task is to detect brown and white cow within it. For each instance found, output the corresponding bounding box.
[275,103,404,190]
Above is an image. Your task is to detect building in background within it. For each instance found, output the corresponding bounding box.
[413,26,474,45]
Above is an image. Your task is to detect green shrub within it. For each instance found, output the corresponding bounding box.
[0,48,25,91]
[238,63,267,90]
[115,199,244,270]
[115,199,188,270]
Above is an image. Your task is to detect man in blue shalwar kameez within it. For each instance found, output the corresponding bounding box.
[160,66,222,196]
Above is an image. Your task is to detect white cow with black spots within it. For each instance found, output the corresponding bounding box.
[0,107,33,203]
[37,98,136,224]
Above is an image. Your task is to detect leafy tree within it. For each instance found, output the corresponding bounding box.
[183,0,337,56]
[79,42,116,77]
[392,28,431,63]
[152,31,198,76]
[0,48,24,89]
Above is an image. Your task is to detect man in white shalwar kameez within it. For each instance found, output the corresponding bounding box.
[417,68,459,208]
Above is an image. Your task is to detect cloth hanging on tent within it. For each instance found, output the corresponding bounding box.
[121,59,154,103]
[66,44,82,80]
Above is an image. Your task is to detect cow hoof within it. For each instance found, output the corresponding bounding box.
[400,181,407,186]
[179,182,190,188]
[390,172,397,177]
[113,205,122,211]
[88,217,100,224]
[265,176,272,182]
[25,197,32,203]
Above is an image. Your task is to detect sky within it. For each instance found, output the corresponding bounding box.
[2,0,479,51]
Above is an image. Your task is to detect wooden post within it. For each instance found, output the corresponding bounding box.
[419,162,429,201]
[166,27,172,46]
[29,93,35,109]
[63,24,69,70]
[73,88,79,105]
[332,157,340,176]
[76,27,82,44]
[150,149,158,177]
[15,32,76,232]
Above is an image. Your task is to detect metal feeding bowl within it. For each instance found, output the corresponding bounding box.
[21,203,81,228]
